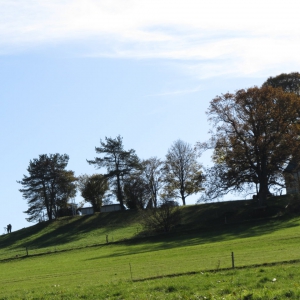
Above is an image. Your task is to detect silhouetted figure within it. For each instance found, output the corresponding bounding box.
[7,224,11,233]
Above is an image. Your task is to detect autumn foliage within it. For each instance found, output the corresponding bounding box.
[200,86,300,204]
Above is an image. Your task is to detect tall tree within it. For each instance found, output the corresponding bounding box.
[200,86,300,204]
[262,72,300,95]
[142,157,164,208]
[87,135,140,210]
[123,157,164,209]
[77,174,109,212]
[163,140,203,205]
[18,154,77,222]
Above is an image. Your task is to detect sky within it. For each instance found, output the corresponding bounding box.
[1,0,300,232]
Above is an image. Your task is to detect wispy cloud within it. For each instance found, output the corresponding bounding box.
[1,0,299,77]
[145,86,202,97]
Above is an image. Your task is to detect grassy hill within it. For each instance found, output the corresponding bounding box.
[0,195,296,260]
[1,195,300,299]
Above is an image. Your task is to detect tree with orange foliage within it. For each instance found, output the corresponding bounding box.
[199,86,300,205]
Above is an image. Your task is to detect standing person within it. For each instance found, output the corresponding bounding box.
[8,224,11,233]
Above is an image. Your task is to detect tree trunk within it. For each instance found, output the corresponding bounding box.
[116,174,125,210]
[258,180,270,206]
[180,190,186,205]
[258,160,270,206]
[146,199,153,209]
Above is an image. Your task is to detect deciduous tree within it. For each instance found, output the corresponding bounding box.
[142,157,164,208]
[200,86,300,204]
[123,172,148,209]
[77,174,109,212]
[163,140,203,205]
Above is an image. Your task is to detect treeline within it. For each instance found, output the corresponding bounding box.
[18,72,300,222]
[18,137,202,222]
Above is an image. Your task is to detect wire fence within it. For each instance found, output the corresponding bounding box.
[0,246,60,260]
[128,250,300,282]
[1,242,299,283]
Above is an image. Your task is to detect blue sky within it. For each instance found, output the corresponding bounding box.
[1,0,300,231]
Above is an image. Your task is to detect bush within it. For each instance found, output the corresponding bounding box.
[141,200,181,233]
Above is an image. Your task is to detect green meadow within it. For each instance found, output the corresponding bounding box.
[1,197,300,299]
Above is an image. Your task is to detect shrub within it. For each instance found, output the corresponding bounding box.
[141,200,181,233]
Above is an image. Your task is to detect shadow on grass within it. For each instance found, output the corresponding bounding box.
[1,196,299,255]
[85,216,300,261]
[0,210,141,250]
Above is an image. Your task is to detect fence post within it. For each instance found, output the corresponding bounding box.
[231,252,235,269]
[129,263,133,281]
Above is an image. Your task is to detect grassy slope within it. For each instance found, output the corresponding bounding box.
[1,196,300,299]
[0,196,290,255]
[0,210,142,259]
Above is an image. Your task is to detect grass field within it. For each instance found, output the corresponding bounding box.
[1,197,300,299]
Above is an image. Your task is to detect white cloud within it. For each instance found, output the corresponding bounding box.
[0,0,300,77]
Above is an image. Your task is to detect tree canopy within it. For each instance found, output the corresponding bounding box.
[18,154,77,222]
[141,157,164,208]
[200,86,300,204]
[87,135,140,209]
[18,72,300,219]
[262,72,300,96]
[123,172,149,209]
[163,140,203,205]
[77,174,109,212]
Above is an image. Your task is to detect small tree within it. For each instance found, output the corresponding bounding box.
[77,174,109,212]
[18,154,77,222]
[163,140,203,205]
[123,172,149,209]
